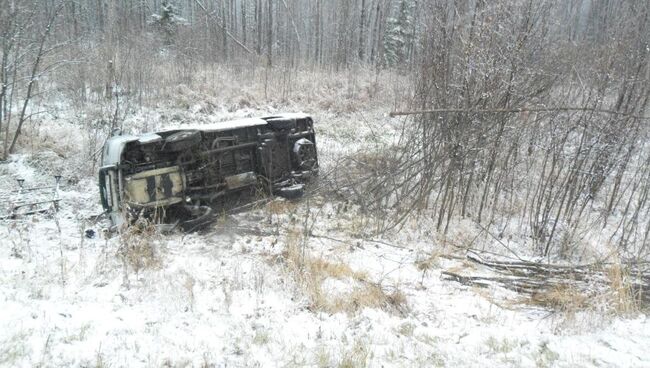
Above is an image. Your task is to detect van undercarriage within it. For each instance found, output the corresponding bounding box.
[99,113,318,231]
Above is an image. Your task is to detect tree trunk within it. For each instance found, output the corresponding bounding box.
[267,0,273,67]
[359,0,366,61]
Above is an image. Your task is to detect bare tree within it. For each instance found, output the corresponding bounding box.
[2,1,64,159]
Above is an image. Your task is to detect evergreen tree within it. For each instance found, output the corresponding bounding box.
[382,0,413,67]
[151,1,185,45]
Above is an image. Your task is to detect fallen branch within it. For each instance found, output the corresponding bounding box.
[389,107,650,120]
[442,252,650,307]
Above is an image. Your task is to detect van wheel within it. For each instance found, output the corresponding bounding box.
[275,184,304,199]
[179,205,214,232]
[293,138,317,170]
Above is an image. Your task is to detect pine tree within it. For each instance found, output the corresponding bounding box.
[382,0,413,67]
[151,1,185,45]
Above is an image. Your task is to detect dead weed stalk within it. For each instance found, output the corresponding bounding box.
[117,217,163,286]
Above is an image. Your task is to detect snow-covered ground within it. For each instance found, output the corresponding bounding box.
[1,104,649,367]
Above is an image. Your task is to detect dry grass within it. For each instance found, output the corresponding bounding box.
[155,62,404,114]
[605,259,640,315]
[338,339,370,368]
[332,206,378,238]
[415,250,446,273]
[117,218,163,283]
[323,283,407,315]
[268,198,297,216]
[280,227,407,315]
[530,285,590,312]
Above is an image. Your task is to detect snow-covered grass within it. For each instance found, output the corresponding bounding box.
[1,79,649,367]
[1,168,648,366]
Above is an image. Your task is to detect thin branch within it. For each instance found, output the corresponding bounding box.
[389,107,650,120]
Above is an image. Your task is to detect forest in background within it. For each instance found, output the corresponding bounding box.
[1,0,649,261]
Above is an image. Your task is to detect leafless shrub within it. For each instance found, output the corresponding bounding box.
[344,0,650,263]
[7,221,32,260]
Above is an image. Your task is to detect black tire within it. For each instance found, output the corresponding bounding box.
[293,138,318,171]
[275,184,304,199]
[164,130,202,152]
[179,205,214,232]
